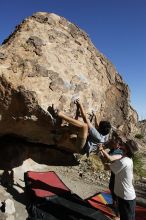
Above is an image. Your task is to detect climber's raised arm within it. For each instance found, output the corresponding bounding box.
[75,99,93,129]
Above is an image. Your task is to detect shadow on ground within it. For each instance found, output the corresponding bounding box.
[0,134,79,207]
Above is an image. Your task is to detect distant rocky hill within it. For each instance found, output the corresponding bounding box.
[0,12,138,151]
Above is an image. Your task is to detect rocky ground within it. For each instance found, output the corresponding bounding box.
[0,154,108,220]
[0,141,146,220]
[0,151,146,220]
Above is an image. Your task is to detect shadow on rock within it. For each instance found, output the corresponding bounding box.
[0,134,79,170]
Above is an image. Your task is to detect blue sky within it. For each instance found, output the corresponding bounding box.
[0,0,146,119]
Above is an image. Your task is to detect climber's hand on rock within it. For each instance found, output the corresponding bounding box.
[74,98,80,105]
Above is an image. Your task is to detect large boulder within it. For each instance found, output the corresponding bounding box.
[0,12,138,152]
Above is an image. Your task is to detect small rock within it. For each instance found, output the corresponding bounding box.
[4,199,15,215]
[6,215,15,220]
[141,177,146,183]
[0,200,3,208]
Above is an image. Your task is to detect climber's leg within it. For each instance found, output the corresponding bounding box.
[58,111,88,151]
[58,111,88,137]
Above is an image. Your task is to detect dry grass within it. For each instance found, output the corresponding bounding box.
[88,154,105,171]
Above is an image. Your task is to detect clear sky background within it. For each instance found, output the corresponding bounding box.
[0,0,145,120]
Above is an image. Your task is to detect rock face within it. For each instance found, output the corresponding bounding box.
[0,12,138,152]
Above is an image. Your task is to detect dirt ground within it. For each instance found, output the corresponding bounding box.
[0,157,109,220]
[0,152,146,220]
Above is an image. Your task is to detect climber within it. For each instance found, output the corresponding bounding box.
[50,99,111,154]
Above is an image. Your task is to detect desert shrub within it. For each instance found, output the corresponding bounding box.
[88,154,104,171]
[135,133,144,139]
[133,152,146,178]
